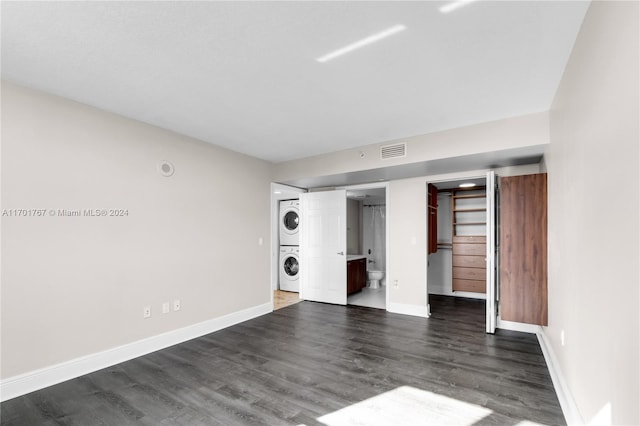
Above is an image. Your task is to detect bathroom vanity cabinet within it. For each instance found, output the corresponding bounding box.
[347,258,366,295]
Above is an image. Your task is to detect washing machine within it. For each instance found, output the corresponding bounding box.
[279,200,300,246]
[279,246,300,292]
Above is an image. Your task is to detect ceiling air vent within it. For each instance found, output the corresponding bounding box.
[380,143,407,160]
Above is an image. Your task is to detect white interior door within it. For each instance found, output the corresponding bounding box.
[486,171,498,333]
[300,190,347,305]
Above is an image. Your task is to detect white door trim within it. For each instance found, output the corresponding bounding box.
[486,170,497,333]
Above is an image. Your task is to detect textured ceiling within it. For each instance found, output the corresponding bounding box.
[1,1,589,163]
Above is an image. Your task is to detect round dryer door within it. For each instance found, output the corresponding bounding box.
[283,210,299,233]
[283,255,299,279]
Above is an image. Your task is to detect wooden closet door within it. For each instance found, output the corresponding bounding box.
[499,173,548,325]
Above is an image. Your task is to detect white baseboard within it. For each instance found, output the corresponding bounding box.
[496,319,583,425]
[496,317,542,334]
[537,330,584,425]
[387,302,429,318]
[0,302,273,402]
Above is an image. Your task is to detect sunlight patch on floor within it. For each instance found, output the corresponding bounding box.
[315,386,493,426]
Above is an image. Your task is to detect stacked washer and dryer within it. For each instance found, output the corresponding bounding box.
[279,200,300,292]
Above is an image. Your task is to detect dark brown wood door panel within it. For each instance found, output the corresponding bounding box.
[499,173,548,326]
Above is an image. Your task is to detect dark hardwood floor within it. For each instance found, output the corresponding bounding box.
[1,295,565,425]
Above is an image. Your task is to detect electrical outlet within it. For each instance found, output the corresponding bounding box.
[394,280,399,288]
[162,302,170,314]
[173,299,181,311]
[143,306,151,318]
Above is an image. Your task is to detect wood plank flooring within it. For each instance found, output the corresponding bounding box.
[273,290,302,311]
[1,295,565,425]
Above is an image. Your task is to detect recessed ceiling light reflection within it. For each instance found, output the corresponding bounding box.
[439,0,480,14]
[459,182,476,188]
[316,24,407,63]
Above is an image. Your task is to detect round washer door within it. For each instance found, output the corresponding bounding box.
[282,254,299,280]
[282,208,299,234]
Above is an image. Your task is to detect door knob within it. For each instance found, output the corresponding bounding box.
[337,252,344,256]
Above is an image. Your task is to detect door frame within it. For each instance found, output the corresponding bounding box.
[425,173,498,332]
[336,182,390,309]
[486,170,497,334]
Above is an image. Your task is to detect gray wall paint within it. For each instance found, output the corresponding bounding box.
[1,82,272,378]
[546,2,639,424]
[387,177,428,308]
[273,112,549,185]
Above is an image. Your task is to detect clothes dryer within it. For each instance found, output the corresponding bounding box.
[279,200,300,246]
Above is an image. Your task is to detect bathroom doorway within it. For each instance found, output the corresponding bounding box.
[343,184,388,310]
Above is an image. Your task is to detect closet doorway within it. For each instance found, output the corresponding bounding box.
[426,174,497,332]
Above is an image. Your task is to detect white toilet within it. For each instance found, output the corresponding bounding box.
[367,270,385,289]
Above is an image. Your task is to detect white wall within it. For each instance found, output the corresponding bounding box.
[545,2,639,424]
[273,112,549,184]
[1,82,272,379]
[387,177,427,315]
